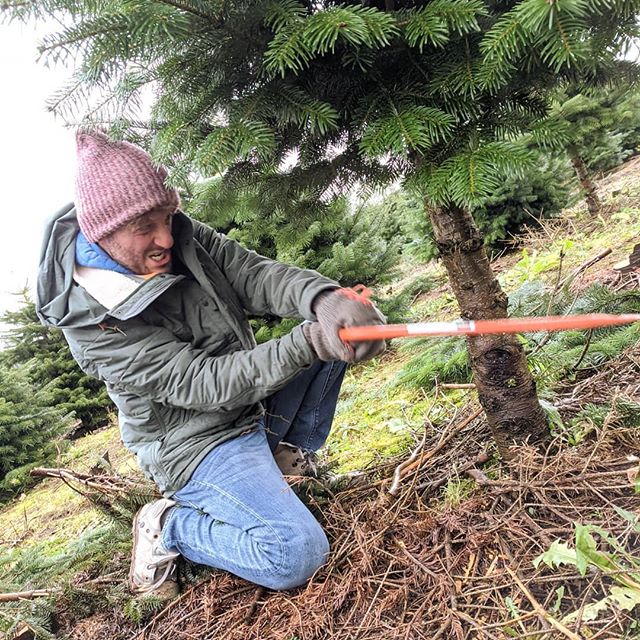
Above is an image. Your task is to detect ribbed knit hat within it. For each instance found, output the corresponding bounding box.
[74,130,180,242]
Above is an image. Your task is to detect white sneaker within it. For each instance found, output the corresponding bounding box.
[274,442,318,477]
[129,498,180,596]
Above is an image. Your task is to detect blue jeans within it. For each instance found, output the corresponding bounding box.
[161,360,347,590]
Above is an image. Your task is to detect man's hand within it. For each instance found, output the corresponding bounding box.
[303,287,386,363]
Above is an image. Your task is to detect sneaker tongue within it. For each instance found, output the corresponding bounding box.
[152,543,179,559]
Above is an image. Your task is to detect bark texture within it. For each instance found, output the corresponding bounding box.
[570,152,601,216]
[428,202,548,457]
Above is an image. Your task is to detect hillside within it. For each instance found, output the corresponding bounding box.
[1,158,640,639]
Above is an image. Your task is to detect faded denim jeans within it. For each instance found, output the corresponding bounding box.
[161,360,347,589]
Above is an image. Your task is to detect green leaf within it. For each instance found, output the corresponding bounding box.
[551,585,565,614]
[574,523,597,575]
[533,539,578,570]
[504,596,520,617]
[608,585,640,611]
[562,586,640,624]
[613,506,640,533]
[385,418,407,434]
[562,595,610,623]
[540,398,564,433]
[575,523,617,576]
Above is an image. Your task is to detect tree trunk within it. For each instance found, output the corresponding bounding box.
[569,152,601,216]
[427,202,548,457]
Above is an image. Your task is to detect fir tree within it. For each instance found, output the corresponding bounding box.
[380,152,574,261]
[3,0,639,453]
[1,293,113,433]
[0,364,71,498]
[193,185,402,287]
[548,87,640,215]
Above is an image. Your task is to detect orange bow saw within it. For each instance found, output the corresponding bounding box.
[338,314,640,342]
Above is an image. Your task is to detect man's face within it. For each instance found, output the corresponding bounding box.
[98,205,176,275]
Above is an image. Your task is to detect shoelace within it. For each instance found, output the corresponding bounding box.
[134,557,177,594]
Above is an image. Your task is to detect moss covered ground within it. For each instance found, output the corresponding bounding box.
[328,179,640,474]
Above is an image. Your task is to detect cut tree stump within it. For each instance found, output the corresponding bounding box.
[613,242,640,273]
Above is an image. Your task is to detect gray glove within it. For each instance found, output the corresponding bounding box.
[303,287,386,363]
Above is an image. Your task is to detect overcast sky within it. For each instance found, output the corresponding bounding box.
[0,21,75,315]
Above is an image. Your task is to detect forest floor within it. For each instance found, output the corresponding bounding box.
[1,158,640,640]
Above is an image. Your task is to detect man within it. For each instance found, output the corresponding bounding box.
[37,130,386,598]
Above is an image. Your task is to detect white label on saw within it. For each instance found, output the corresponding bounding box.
[406,321,476,334]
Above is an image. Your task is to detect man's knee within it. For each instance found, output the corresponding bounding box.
[262,521,330,590]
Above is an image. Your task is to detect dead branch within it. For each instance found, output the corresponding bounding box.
[505,567,582,640]
[416,451,490,492]
[439,383,476,390]
[30,466,158,500]
[0,588,58,602]
[389,407,483,496]
[557,248,612,289]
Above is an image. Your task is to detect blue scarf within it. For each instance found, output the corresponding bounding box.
[75,231,134,275]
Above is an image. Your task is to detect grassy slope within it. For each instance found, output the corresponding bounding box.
[1,158,640,630]
[331,170,640,471]
[0,426,138,550]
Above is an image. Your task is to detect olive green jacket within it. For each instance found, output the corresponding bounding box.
[37,204,337,495]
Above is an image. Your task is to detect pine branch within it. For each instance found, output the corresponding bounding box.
[39,24,126,57]
[0,0,31,8]
[46,76,86,114]
[155,0,222,24]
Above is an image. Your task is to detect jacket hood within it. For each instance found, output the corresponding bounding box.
[36,204,187,330]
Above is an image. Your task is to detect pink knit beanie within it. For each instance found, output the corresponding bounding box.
[74,130,181,242]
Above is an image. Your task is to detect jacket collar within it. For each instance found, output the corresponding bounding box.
[72,265,143,311]
[37,206,191,328]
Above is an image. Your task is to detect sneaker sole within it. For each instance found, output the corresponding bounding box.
[128,506,146,593]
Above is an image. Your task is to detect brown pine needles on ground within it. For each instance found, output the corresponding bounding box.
[62,344,640,640]
[125,435,637,640]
